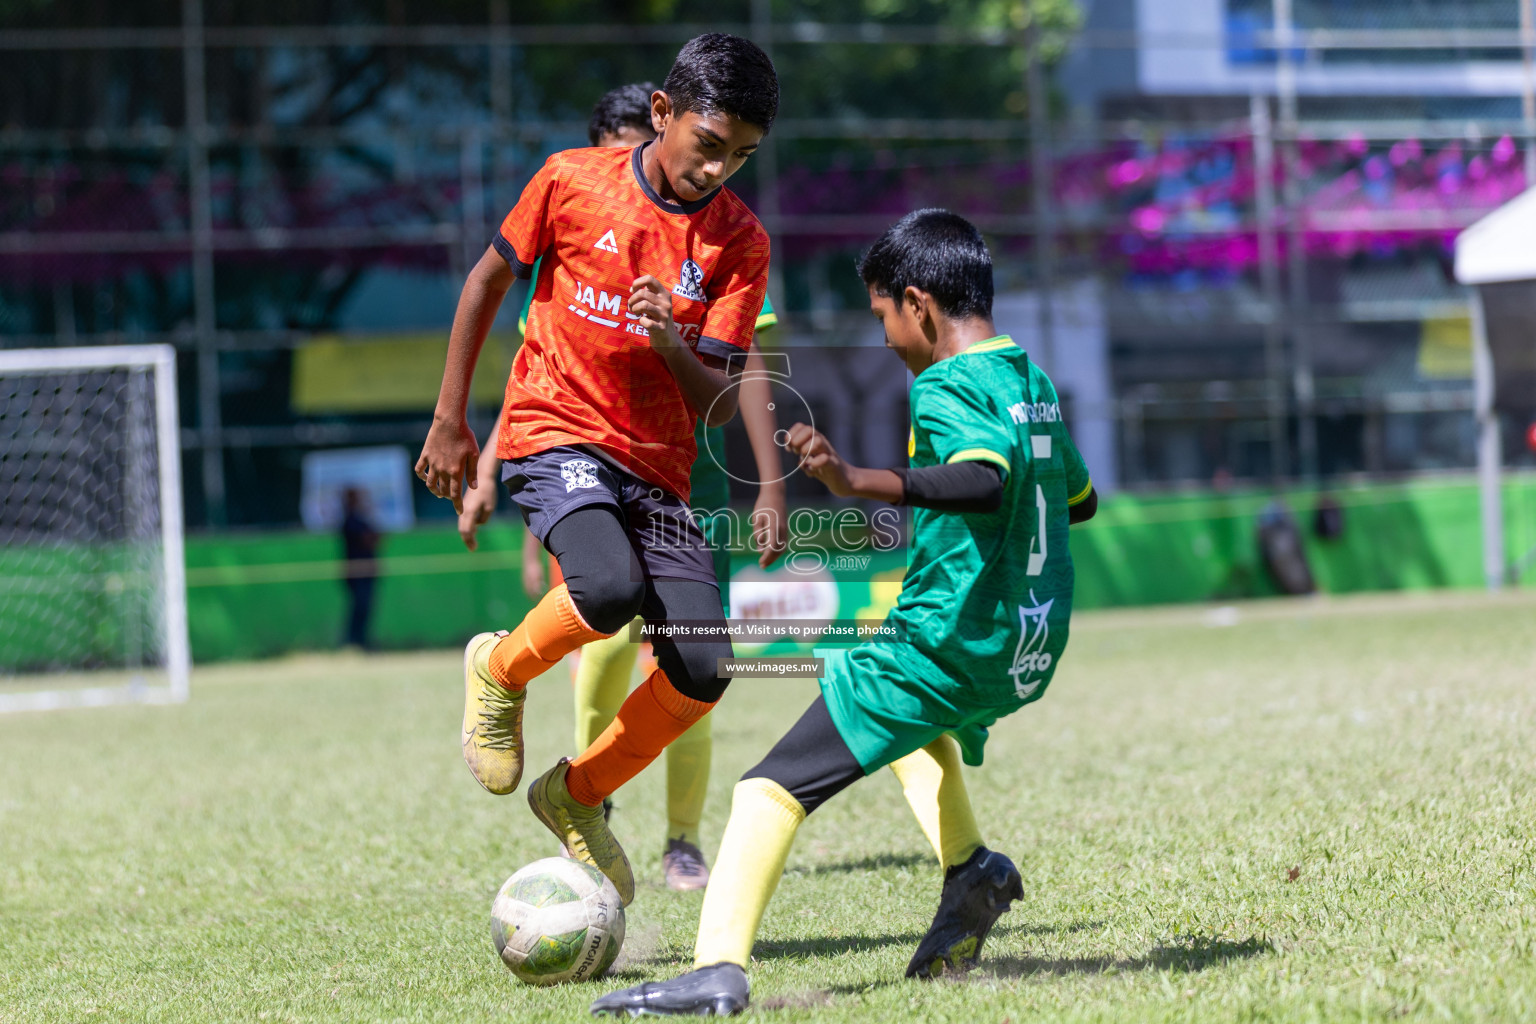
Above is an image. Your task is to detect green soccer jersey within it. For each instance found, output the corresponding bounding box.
[817,335,1091,771]
[892,335,1091,706]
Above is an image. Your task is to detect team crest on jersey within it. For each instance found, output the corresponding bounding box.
[593,228,619,254]
[673,259,706,302]
[560,458,601,492]
[1008,590,1055,700]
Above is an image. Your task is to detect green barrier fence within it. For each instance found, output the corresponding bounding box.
[1071,473,1536,609]
[6,473,1532,667]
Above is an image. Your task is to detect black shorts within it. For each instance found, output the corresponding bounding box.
[502,445,719,587]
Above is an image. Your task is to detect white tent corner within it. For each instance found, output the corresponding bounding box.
[1455,186,1536,287]
[1452,188,1536,589]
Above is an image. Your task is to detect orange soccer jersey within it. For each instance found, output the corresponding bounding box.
[492,143,770,502]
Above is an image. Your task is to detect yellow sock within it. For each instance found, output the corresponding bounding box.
[888,734,984,869]
[665,712,712,846]
[693,778,805,968]
[572,620,641,751]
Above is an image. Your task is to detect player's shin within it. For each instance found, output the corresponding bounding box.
[573,626,639,749]
[666,712,712,846]
[489,583,610,690]
[563,668,714,807]
[693,777,806,969]
[889,735,984,870]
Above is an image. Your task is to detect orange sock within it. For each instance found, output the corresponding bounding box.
[564,669,714,807]
[489,583,610,690]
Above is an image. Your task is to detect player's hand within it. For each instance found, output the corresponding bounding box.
[785,423,855,497]
[457,478,496,551]
[629,275,682,351]
[416,417,479,515]
[751,485,788,567]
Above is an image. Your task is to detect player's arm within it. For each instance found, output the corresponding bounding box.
[458,402,508,551]
[418,246,516,512]
[1069,487,1098,524]
[891,462,1004,513]
[1060,423,1097,525]
[784,423,1003,512]
[629,275,741,425]
[740,343,787,566]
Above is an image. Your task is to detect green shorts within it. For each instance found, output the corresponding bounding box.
[816,642,1007,773]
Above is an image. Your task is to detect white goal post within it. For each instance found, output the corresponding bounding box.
[0,344,189,712]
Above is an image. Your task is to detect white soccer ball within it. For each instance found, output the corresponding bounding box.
[490,857,626,986]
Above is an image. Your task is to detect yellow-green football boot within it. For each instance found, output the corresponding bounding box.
[528,759,635,905]
[461,630,525,795]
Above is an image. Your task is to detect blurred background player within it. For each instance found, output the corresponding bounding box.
[339,487,381,651]
[593,210,1099,1015]
[458,80,789,892]
[418,34,778,906]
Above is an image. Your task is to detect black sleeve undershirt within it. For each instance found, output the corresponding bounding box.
[890,461,1004,514]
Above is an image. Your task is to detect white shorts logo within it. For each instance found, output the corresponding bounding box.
[560,458,601,492]
[673,259,706,302]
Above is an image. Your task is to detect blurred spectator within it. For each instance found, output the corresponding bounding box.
[1313,494,1345,541]
[1258,499,1316,596]
[341,487,382,650]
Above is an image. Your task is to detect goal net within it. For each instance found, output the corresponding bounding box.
[0,345,189,712]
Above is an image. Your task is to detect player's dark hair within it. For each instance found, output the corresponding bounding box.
[587,82,657,146]
[662,33,779,133]
[857,209,994,320]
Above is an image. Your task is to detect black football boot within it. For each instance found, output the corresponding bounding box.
[905,846,1024,979]
[590,962,749,1017]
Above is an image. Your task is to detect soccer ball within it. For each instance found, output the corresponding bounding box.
[491,857,626,986]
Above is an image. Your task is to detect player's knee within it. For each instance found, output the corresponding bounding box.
[566,576,644,635]
[658,641,730,704]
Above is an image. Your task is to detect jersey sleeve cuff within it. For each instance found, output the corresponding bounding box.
[754,310,779,333]
[945,448,1011,479]
[697,335,750,362]
[1067,478,1094,506]
[491,234,535,279]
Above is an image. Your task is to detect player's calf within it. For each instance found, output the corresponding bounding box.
[906,846,1024,980]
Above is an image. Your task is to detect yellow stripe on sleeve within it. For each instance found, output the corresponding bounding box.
[946,448,1011,478]
[1066,478,1094,506]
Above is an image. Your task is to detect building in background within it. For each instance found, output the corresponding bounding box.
[4,0,1534,530]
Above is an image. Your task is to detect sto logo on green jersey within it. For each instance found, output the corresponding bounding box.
[1008,591,1054,700]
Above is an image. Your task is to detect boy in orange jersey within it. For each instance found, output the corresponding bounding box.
[416,34,777,906]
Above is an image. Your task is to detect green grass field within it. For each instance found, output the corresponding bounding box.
[3,591,1535,1023]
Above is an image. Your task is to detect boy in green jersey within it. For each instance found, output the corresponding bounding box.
[592,209,1099,1016]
